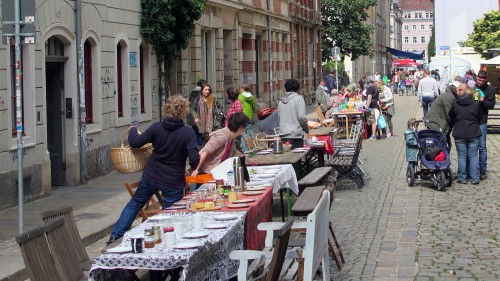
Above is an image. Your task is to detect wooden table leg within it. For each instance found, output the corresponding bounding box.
[279,188,285,222]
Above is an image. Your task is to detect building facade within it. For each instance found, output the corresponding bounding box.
[399,0,434,63]
[0,0,321,210]
[389,0,403,51]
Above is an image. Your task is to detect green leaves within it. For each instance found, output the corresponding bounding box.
[141,0,206,58]
[321,0,377,61]
[464,10,500,57]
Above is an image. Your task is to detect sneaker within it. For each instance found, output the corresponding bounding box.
[368,135,377,141]
[480,172,487,180]
[456,180,467,184]
[106,235,121,246]
[386,133,394,138]
[471,181,479,185]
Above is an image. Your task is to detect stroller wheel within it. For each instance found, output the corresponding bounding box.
[445,167,453,187]
[436,171,446,191]
[406,164,415,186]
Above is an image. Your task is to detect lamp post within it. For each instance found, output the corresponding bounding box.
[382,56,387,76]
[332,46,340,92]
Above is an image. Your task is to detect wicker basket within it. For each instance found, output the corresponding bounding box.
[111,129,153,174]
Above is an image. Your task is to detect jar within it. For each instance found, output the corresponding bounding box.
[144,228,155,248]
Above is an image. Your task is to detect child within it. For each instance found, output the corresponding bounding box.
[467,80,485,102]
[405,118,419,168]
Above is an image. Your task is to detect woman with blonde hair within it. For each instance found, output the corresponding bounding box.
[107,95,200,245]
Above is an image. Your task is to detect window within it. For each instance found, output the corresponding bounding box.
[413,37,417,44]
[430,24,433,30]
[10,45,24,136]
[421,25,425,30]
[426,12,433,18]
[114,34,131,126]
[404,25,409,30]
[407,12,411,18]
[421,37,425,43]
[413,25,416,30]
[84,40,93,123]
[404,37,409,43]
[416,12,422,18]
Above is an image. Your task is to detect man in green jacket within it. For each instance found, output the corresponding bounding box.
[426,79,459,149]
[238,84,257,151]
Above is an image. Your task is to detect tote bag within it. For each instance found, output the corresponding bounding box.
[377,114,387,129]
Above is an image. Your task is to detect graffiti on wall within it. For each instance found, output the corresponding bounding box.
[101,68,113,97]
[12,148,27,162]
[97,146,110,174]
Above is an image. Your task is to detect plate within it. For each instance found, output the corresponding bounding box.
[183,231,210,239]
[213,214,239,221]
[174,242,203,249]
[242,191,264,196]
[234,199,256,203]
[173,201,186,206]
[106,246,132,253]
[246,186,266,191]
[164,205,186,210]
[227,203,250,208]
[256,151,272,155]
[204,224,228,229]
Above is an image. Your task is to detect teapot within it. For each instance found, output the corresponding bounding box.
[270,139,284,154]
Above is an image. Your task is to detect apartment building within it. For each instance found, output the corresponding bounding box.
[0,0,321,210]
[399,0,434,63]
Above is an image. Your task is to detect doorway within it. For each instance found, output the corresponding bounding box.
[46,61,66,186]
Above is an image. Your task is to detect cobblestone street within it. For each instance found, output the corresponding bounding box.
[330,94,500,280]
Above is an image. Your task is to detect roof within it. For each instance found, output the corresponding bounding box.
[478,56,500,65]
[398,0,434,11]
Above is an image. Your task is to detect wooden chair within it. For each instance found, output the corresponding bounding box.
[229,219,294,281]
[44,217,85,281]
[329,129,365,188]
[315,106,335,127]
[291,185,344,270]
[258,190,332,281]
[16,225,63,281]
[248,255,267,281]
[125,181,164,221]
[40,206,90,267]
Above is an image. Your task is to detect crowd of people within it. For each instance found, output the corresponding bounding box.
[424,69,496,185]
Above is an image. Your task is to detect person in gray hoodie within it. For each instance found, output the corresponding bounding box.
[278,79,309,148]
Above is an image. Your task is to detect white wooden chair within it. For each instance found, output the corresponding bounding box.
[233,190,331,281]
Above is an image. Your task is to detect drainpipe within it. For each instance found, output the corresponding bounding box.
[76,0,87,184]
[313,0,318,86]
[267,0,273,107]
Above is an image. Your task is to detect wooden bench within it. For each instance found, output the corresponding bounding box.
[297,167,332,193]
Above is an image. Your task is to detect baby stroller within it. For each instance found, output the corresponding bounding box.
[405,120,452,191]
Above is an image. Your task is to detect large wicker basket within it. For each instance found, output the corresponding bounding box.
[111,129,153,173]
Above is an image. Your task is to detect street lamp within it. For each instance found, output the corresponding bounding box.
[332,46,340,92]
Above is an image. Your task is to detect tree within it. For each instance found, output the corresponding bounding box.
[428,27,436,59]
[464,10,500,56]
[321,0,377,61]
[140,0,206,101]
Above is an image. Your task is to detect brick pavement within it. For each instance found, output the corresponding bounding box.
[329,94,500,280]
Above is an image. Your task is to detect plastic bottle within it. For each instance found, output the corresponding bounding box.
[227,170,235,186]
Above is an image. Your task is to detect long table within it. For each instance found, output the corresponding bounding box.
[89,212,245,281]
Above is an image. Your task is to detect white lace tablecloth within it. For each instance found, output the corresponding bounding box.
[248,164,299,195]
[89,212,245,281]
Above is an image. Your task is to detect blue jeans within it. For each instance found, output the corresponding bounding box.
[479,124,487,173]
[455,137,480,183]
[111,177,184,238]
[421,96,436,118]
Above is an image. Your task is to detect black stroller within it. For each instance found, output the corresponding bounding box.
[405,120,452,191]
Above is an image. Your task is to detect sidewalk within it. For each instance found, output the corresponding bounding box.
[0,170,143,281]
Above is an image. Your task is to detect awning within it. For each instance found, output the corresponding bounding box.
[386,47,424,60]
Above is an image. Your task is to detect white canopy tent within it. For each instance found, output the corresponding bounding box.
[478,55,500,66]
[428,56,471,83]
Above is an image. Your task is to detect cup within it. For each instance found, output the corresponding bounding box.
[193,214,204,229]
[173,222,184,240]
[130,237,143,253]
[228,191,238,202]
[165,232,176,248]
[215,179,224,187]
